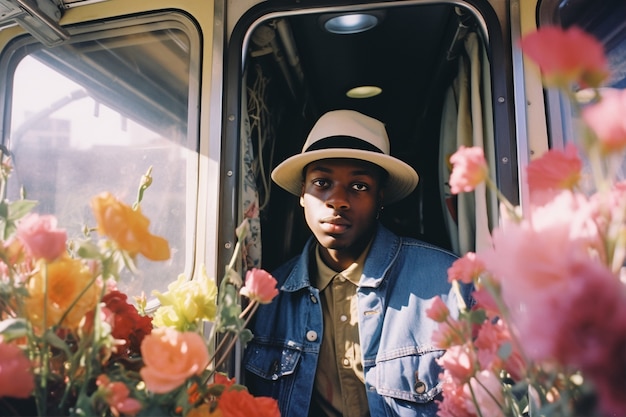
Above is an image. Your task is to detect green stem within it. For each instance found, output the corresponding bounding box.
[37,263,49,417]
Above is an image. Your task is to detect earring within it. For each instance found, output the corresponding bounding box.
[376,206,384,219]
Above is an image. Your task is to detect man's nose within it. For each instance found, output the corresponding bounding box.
[326,186,350,210]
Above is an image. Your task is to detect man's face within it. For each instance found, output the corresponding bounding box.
[300,158,385,257]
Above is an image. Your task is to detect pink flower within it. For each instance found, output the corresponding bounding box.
[425,296,450,323]
[526,143,582,203]
[240,268,279,304]
[0,342,35,398]
[582,88,626,154]
[448,146,488,194]
[474,319,526,380]
[437,344,477,384]
[437,374,474,417]
[96,375,142,417]
[447,252,486,284]
[16,213,67,262]
[432,317,471,349]
[519,26,609,88]
[464,370,505,417]
[140,328,209,393]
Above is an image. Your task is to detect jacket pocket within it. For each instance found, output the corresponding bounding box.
[374,347,445,403]
[243,340,302,380]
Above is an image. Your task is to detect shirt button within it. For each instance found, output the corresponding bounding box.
[342,358,351,367]
[306,330,318,341]
[310,294,318,303]
[340,314,348,322]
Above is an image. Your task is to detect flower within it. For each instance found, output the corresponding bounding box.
[448,146,488,194]
[240,268,279,304]
[518,25,609,88]
[582,88,626,153]
[24,256,102,332]
[435,26,626,417]
[101,290,153,358]
[91,191,170,261]
[0,342,34,399]
[152,266,218,331]
[526,142,582,204]
[95,375,142,417]
[0,167,280,416]
[139,327,210,394]
[16,213,67,262]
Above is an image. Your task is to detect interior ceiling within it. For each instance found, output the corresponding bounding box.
[250,2,475,159]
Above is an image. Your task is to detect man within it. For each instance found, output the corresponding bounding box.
[243,110,470,417]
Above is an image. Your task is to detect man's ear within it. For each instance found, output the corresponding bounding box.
[299,184,305,207]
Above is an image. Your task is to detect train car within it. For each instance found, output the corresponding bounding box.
[0,0,624,380]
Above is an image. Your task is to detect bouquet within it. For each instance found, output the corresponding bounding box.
[430,26,626,417]
[0,163,281,416]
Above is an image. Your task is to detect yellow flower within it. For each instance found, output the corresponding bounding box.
[90,192,170,261]
[25,256,101,332]
[152,266,218,331]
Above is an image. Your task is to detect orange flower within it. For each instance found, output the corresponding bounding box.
[240,268,279,304]
[217,389,280,417]
[139,328,209,394]
[90,192,170,261]
[187,403,221,417]
[96,374,142,417]
[519,26,609,89]
[25,256,101,331]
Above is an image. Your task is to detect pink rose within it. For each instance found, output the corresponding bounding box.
[437,344,477,384]
[425,296,450,323]
[464,370,505,417]
[448,146,488,194]
[447,252,485,284]
[526,143,582,203]
[0,342,35,398]
[519,26,609,88]
[140,328,209,393]
[240,268,279,304]
[16,213,67,262]
[582,88,626,154]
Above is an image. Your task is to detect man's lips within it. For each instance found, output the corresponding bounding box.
[319,217,351,233]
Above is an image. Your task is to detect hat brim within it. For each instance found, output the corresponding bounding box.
[271,148,419,205]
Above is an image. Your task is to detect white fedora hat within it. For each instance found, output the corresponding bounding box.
[271,110,419,204]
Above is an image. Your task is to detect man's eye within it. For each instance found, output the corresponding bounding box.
[352,183,369,191]
[312,179,329,187]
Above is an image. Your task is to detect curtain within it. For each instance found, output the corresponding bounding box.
[439,31,497,254]
[240,71,262,270]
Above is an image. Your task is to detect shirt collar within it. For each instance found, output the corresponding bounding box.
[314,239,373,291]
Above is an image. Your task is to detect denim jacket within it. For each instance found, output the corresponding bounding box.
[243,225,470,417]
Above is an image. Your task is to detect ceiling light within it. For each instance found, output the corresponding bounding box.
[321,12,383,34]
[346,85,382,99]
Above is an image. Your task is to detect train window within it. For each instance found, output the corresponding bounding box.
[540,0,626,179]
[1,14,200,304]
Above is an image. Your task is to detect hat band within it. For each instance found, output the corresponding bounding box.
[305,136,384,154]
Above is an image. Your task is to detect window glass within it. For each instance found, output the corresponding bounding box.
[543,1,626,169]
[5,18,199,303]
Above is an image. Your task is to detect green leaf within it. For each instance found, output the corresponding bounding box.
[74,240,103,259]
[7,199,38,221]
[0,317,29,340]
[44,329,72,357]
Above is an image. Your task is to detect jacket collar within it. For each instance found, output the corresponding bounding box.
[280,224,401,292]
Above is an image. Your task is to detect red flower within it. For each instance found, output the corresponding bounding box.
[102,291,153,358]
[217,388,280,417]
[519,26,609,88]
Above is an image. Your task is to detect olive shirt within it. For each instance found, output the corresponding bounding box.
[310,242,372,417]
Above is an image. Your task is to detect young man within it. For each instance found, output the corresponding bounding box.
[243,110,470,417]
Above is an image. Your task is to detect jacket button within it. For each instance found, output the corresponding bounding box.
[310,294,318,303]
[306,330,318,341]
